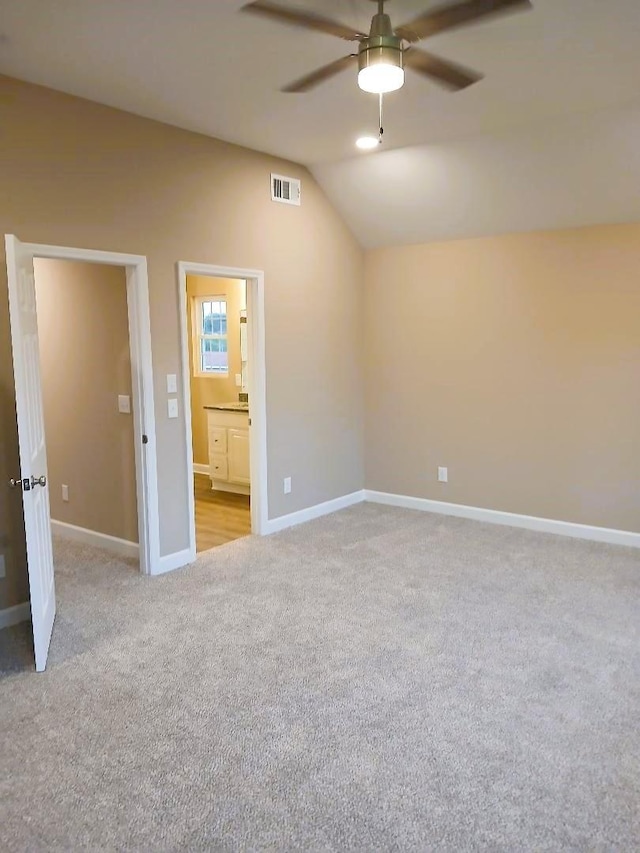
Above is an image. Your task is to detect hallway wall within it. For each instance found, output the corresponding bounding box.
[34,259,138,543]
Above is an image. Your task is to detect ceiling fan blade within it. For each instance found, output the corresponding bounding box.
[395,0,532,43]
[241,1,366,41]
[281,54,357,92]
[403,48,483,90]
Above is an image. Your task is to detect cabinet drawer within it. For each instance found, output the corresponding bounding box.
[211,455,228,481]
[207,410,249,429]
[209,427,227,454]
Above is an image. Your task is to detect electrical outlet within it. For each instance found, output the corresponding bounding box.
[62,484,69,502]
[438,466,448,483]
[283,477,292,495]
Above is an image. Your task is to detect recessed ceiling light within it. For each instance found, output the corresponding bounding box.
[356,136,379,151]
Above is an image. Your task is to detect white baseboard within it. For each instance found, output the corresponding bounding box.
[193,464,250,495]
[365,490,640,549]
[51,520,139,559]
[0,602,30,629]
[211,481,251,496]
[154,547,196,576]
[264,490,365,535]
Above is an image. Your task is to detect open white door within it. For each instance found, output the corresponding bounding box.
[5,234,55,671]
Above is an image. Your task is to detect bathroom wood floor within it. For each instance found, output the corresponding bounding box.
[194,473,251,552]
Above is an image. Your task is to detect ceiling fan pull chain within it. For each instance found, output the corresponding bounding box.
[379,92,384,144]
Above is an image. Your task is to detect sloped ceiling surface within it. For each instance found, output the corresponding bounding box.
[312,102,640,247]
[1,0,640,246]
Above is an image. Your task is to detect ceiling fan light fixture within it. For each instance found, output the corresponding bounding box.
[358,63,404,94]
[242,0,533,98]
[357,36,404,94]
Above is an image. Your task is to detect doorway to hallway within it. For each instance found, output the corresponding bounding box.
[5,234,159,671]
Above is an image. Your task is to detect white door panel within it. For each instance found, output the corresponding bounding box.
[5,234,55,672]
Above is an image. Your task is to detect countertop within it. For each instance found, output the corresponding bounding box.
[204,403,250,413]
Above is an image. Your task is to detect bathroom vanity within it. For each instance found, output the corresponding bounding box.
[204,404,250,494]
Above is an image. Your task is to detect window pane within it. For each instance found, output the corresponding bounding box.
[196,297,228,374]
[200,338,228,373]
[202,304,214,334]
[202,339,228,353]
[200,302,211,333]
[201,299,227,335]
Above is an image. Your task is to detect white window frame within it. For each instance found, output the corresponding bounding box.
[191,295,229,377]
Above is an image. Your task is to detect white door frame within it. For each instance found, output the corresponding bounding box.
[177,261,268,556]
[26,241,160,575]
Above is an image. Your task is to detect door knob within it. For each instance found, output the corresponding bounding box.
[31,475,47,488]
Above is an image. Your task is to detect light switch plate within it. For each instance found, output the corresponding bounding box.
[166,373,177,394]
[118,395,131,414]
[283,477,292,495]
[0,554,5,579]
[167,398,179,419]
[235,373,242,387]
[438,466,448,483]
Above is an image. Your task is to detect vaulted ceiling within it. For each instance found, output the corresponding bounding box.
[1,0,640,247]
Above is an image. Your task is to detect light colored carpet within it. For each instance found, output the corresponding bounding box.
[0,621,33,674]
[1,503,639,851]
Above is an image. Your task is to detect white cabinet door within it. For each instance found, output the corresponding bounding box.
[5,234,56,672]
[228,429,250,485]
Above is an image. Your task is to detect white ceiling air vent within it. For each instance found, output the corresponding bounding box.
[271,173,301,206]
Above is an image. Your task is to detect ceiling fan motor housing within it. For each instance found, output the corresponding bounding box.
[358,12,404,92]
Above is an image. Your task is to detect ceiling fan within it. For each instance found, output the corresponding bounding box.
[241,0,533,95]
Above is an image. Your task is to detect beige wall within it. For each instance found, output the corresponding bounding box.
[34,259,138,543]
[364,224,640,532]
[0,74,364,601]
[186,276,246,467]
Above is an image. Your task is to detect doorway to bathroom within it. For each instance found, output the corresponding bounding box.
[177,262,267,555]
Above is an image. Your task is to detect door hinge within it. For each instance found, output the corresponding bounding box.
[142,434,149,445]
